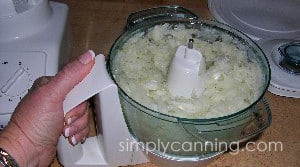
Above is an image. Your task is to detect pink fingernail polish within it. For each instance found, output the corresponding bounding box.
[79,50,95,64]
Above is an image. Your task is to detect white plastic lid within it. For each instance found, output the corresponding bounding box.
[208,0,300,40]
[260,40,300,98]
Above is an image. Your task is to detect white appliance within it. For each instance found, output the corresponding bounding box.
[57,5,225,167]
[58,54,221,167]
[0,2,276,167]
[0,1,149,166]
[208,0,300,98]
[58,55,149,167]
[56,4,230,166]
[0,0,70,129]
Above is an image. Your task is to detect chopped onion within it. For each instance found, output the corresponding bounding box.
[112,23,264,119]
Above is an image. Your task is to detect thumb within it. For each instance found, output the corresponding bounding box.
[47,50,95,100]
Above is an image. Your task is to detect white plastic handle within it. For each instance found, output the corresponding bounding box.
[63,54,113,113]
[58,53,115,166]
[58,53,148,166]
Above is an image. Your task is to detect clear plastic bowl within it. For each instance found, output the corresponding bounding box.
[108,6,271,156]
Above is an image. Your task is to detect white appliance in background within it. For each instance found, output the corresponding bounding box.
[0,0,70,129]
[0,1,148,166]
[208,0,300,98]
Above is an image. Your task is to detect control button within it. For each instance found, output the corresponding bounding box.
[0,51,46,114]
[1,67,25,94]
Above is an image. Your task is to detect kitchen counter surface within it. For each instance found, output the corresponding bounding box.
[50,0,299,166]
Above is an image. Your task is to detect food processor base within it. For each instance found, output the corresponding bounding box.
[145,149,224,167]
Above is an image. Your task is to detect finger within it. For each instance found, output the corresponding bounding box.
[68,126,89,146]
[31,76,52,90]
[63,110,89,138]
[46,50,95,101]
[64,101,88,125]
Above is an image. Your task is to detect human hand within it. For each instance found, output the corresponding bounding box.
[0,51,95,167]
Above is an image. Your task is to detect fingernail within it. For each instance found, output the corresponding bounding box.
[67,118,72,125]
[64,127,70,137]
[71,136,77,145]
[79,50,95,64]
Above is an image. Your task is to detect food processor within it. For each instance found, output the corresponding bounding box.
[208,0,300,98]
[57,6,272,167]
[0,0,70,129]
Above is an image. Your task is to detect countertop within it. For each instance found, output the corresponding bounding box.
[50,0,300,166]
